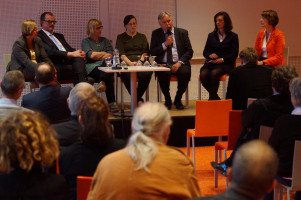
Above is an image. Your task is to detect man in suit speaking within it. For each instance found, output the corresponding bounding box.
[38,12,87,85]
[150,11,193,110]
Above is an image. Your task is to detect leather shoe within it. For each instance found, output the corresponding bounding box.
[165,101,172,110]
[211,161,228,176]
[174,101,184,110]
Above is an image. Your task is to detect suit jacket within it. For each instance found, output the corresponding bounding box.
[52,115,82,148]
[7,35,52,71]
[255,28,285,68]
[0,167,68,200]
[21,85,71,123]
[203,31,239,67]
[269,114,301,177]
[150,27,193,69]
[226,63,273,110]
[38,30,75,64]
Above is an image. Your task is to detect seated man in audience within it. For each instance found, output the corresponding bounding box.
[226,47,273,110]
[38,12,89,85]
[193,140,278,200]
[0,70,31,121]
[52,82,97,148]
[150,11,193,110]
[211,65,298,175]
[22,62,71,123]
[267,77,301,200]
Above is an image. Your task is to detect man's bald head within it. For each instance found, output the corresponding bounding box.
[35,62,56,84]
[231,140,278,199]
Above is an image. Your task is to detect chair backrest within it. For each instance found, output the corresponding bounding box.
[77,176,93,200]
[194,99,232,137]
[291,140,301,190]
[227,110,243,150]
[284,47,289,65]
[259,125,273,143]
[3,54,11,68]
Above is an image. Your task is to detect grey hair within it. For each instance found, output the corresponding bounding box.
[231,140,278,199]
[239,47,258,64]
[68,82,97,115]
[126,102,172,172]
[290,77,301,106]
[158,11,172,20]
[1,71,25,98]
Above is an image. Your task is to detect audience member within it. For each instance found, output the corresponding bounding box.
[0,111,68,199]
[81,19,119,112]
[267,77,301,200]
[200,11,239,100]
[0,71,32,121]
[211,65,298,175]
[7,20,52,81]
[22,62,71,123]
[87,102,200,200]
[116,15,152,104]
[150,11,193,110]
[255,10,285,68]
[38,12,88,85]
[193,140,278,200]
[226,47,272,110]
[52,82,97,148]
[59,95,125,200]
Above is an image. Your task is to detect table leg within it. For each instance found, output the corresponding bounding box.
[130,71,137,114]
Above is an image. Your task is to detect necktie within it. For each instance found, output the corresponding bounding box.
[166,30,173,66]
[49,34,64,51]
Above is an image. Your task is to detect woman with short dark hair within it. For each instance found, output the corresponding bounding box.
[200,11,239,100]
[255,10,285,68]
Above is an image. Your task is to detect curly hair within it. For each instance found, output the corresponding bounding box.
[79,96,111,146]
[271,65,298,94]
[0,111,59,173]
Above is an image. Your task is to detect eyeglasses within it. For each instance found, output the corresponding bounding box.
[127,23,137,26]
[96,26,103,30]
[44,20,57,24]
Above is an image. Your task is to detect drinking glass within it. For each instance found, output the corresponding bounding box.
[136,55,142,66]
[150,56,157,67]
[105,57,112,67]
[143,56,150,67]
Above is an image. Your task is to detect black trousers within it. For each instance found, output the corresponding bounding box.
[88,67,115,104]
[120,72,153,102]
[156,64,191,103]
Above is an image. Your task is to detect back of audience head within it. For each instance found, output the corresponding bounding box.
[1,70,25,99]
[0,111,59,173]
[35,62,57,85]
[127,102,172,172]
[271,65,298,94]
[239,47,258,65]
[68,82,97,116]
[289,77,301,107]
[79,95,111,146]
[230,140,278,199]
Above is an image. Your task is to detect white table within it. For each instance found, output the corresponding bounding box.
[99,66,170,114]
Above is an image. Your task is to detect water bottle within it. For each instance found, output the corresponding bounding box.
[113,47,120,67]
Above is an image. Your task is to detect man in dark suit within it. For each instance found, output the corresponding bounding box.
[52,82,97,148]
[211,66,298,175]
[38,12,87,85]
[226,47,273,110]
[22,62,71,123]
[150,11,193,110]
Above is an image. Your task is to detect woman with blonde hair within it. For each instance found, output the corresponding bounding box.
[7,20,52,81]
[87,102,200,200]
[0,111,68,199]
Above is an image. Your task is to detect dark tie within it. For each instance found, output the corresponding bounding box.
[166,30,173,66]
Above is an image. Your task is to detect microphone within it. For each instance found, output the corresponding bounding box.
[167,30,172,36]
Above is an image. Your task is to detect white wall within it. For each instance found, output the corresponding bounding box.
[176,0,301,57]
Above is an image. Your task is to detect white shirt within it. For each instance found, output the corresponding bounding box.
[161,27,180,64]
[261,30,271,58]
[42,29,66,51]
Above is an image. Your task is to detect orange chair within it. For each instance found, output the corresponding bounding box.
[157,75,189,108]
[77,176,93,200]
[214,110,242,188]
[186,99,232,165]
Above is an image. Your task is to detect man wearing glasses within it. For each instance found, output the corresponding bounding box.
[38,12,88,85]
